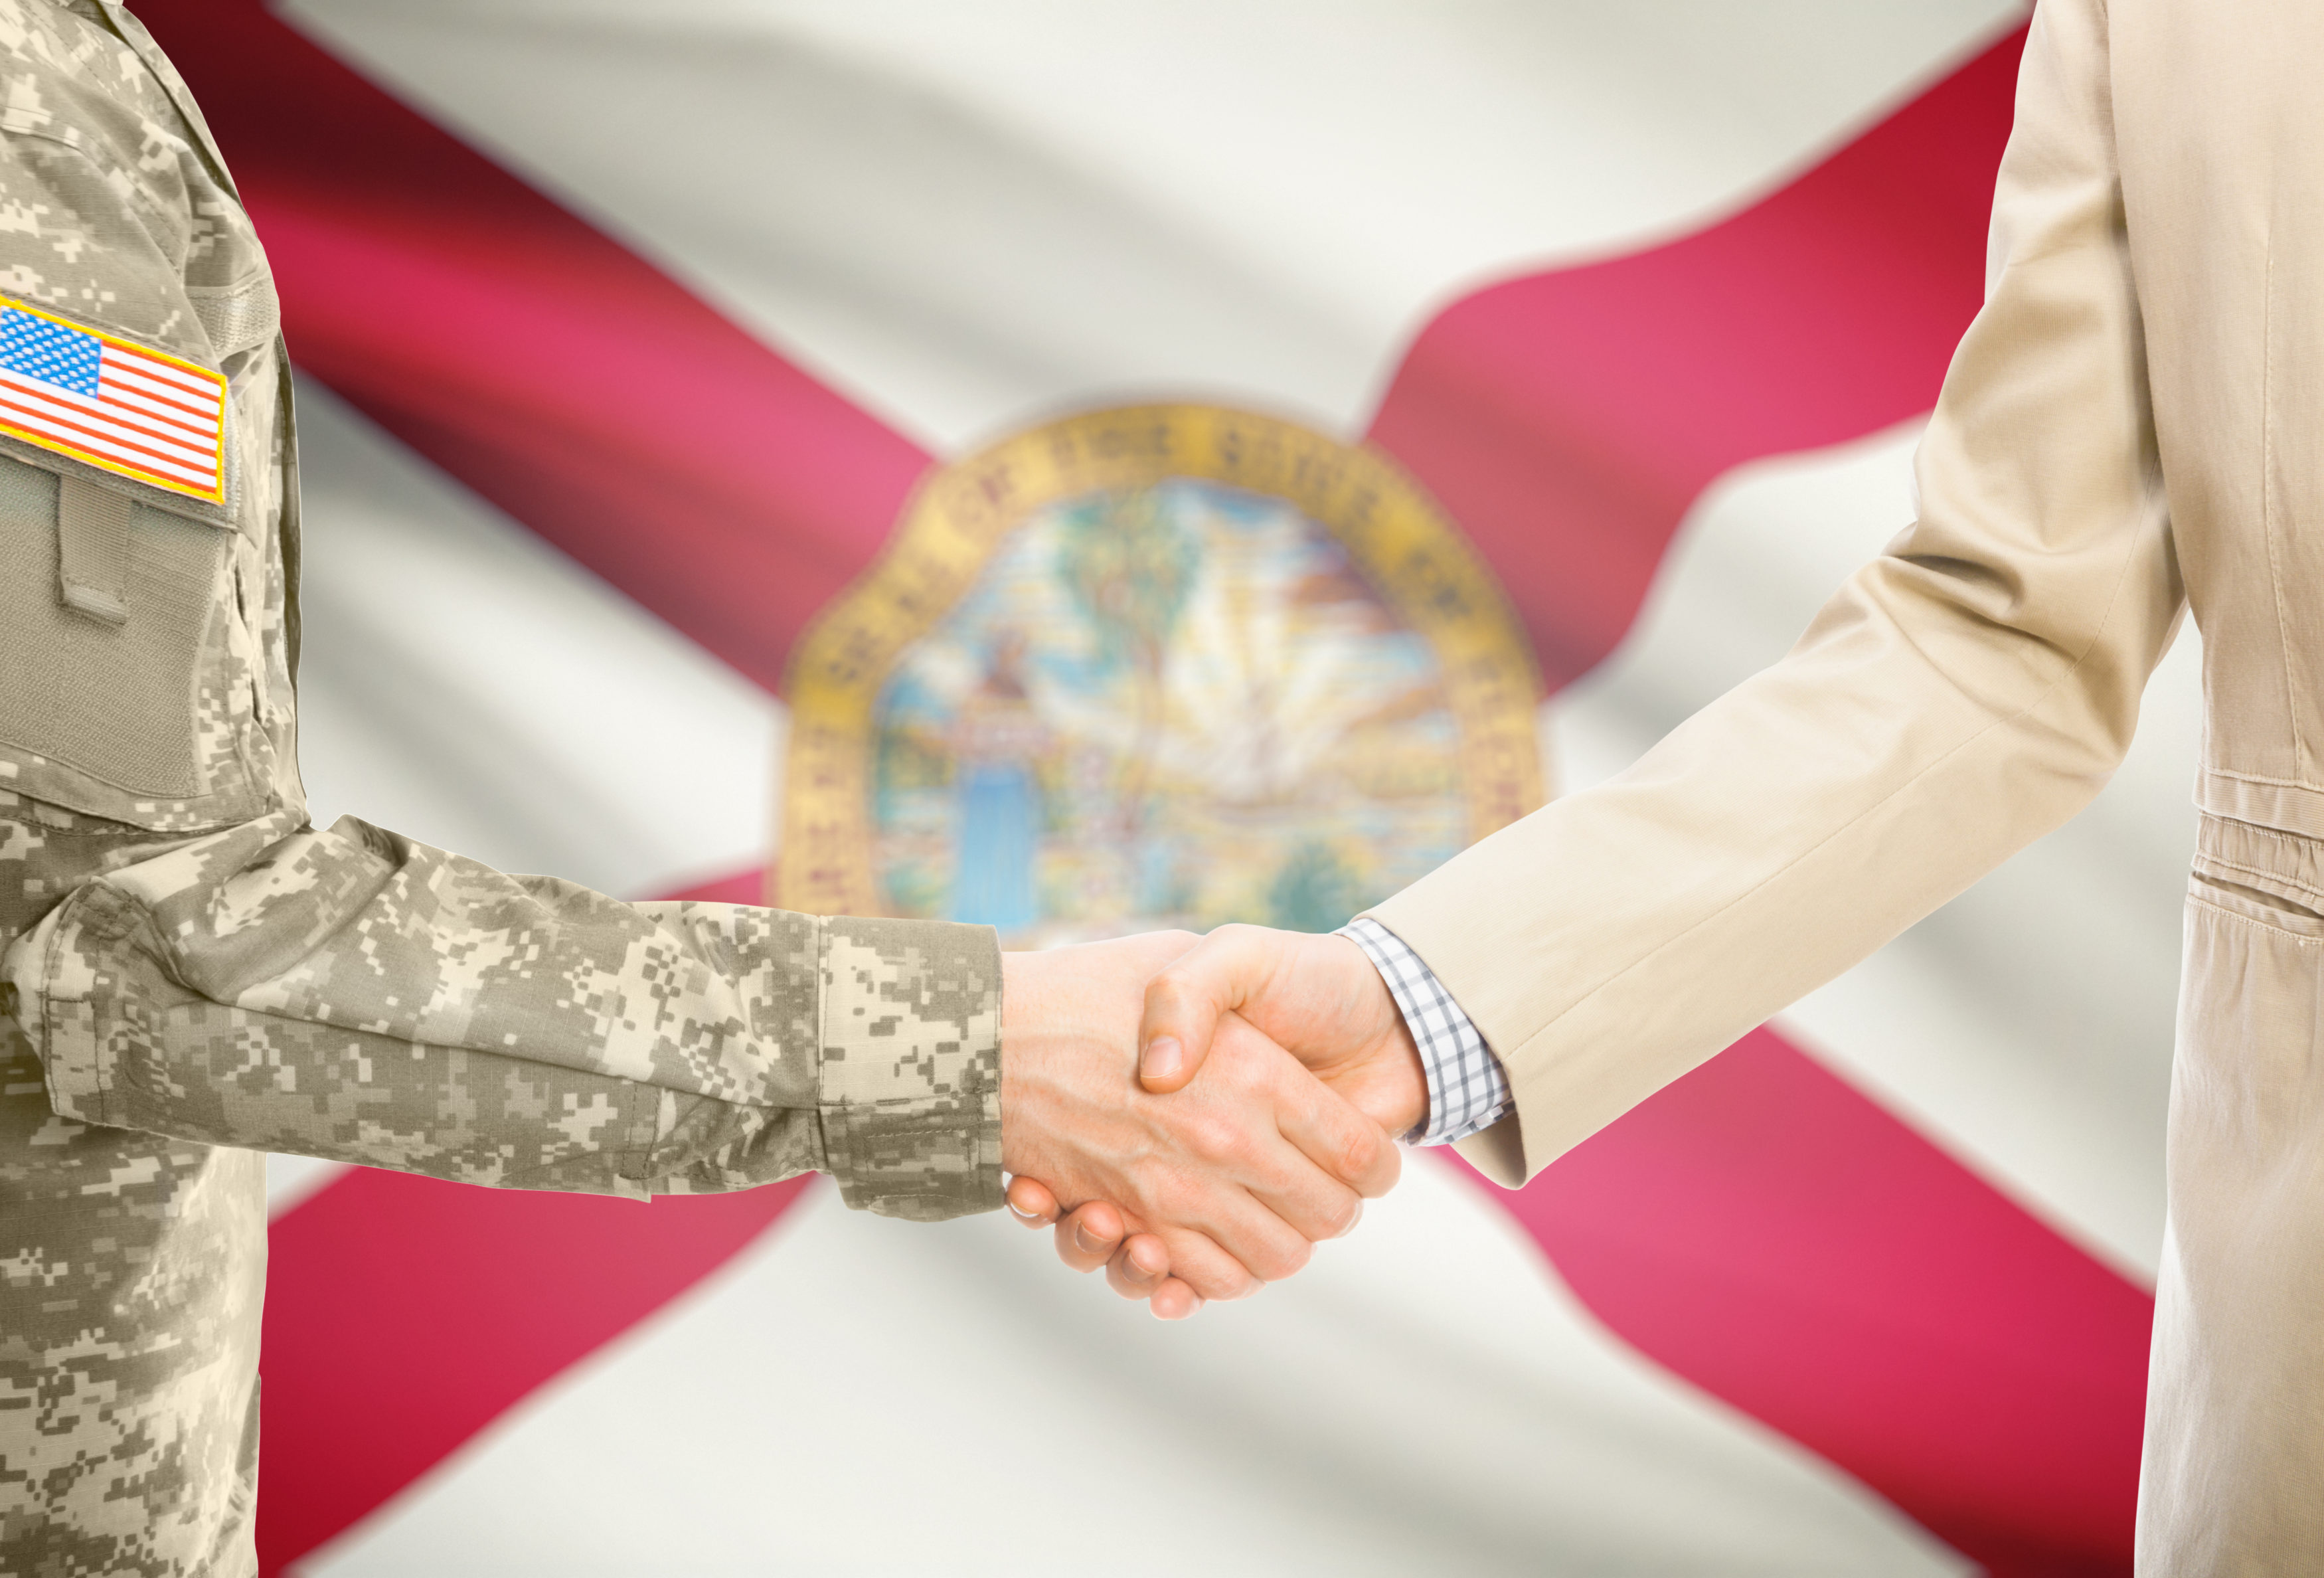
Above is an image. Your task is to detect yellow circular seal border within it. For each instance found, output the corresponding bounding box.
[775,403,1546,917]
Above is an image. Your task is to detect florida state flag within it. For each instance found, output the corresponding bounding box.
[141,3,2170,1574]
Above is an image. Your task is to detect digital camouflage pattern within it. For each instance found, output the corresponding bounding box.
[818,919,1004,1217]
[8,811,1001,1209]
[0,4,1002,1572]
[0,799,266,1578]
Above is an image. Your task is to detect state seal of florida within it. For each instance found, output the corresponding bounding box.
[778,404,1545,944]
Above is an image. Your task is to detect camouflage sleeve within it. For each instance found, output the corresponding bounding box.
[0,810,1001,1221]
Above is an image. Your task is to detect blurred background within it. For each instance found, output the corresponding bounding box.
[149,3,2178,1573]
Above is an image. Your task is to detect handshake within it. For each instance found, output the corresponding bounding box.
[996,925,1428,1320]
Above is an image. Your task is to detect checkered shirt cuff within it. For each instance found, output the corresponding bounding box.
[1337,917,1513,1146]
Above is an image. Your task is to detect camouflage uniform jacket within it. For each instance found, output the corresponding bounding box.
[0,3,1001,1571]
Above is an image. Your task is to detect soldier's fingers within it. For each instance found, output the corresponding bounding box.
[1149,1278,1204,1321]
[1006,1175,1062,1227]
[1105,1233,1171,1300]
[1153,1227,1266,1302]
[1052,1201,1129,1274]
[1121,1258,1205,1318]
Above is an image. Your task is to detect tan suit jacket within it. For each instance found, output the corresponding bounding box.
[1372,1,2324,1566]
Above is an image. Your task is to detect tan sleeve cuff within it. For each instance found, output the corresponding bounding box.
[1452,1109,1528,1188]
[815,917,1003,1222]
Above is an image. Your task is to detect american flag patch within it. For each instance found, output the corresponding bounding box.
[0,298,227,504]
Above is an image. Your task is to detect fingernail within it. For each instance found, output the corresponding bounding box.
[1007,1200,1041,1223]
[1075,1223,1108,1254]
[1141,1036,1183,1083]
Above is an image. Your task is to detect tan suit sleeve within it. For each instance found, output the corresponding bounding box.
[1370,0,2183,1185]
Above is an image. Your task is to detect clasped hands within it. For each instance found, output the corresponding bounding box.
[997,926,1427,1320]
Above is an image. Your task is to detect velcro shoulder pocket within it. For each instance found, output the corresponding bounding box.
[0,450,258,830]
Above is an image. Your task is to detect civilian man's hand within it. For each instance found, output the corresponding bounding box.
[1138,924,1427,1133]
[999,931,1400,1318]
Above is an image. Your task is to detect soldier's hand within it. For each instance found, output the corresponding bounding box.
[1005,1179,1197,1318]
[999,932,1400,1314]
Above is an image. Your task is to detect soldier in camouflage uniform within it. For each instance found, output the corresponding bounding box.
[0,5,1395,1572]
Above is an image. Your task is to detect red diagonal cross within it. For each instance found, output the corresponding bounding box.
[128,7,2145,1573]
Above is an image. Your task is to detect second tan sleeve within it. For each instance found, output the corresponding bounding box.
[1370,0,2183,1184]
